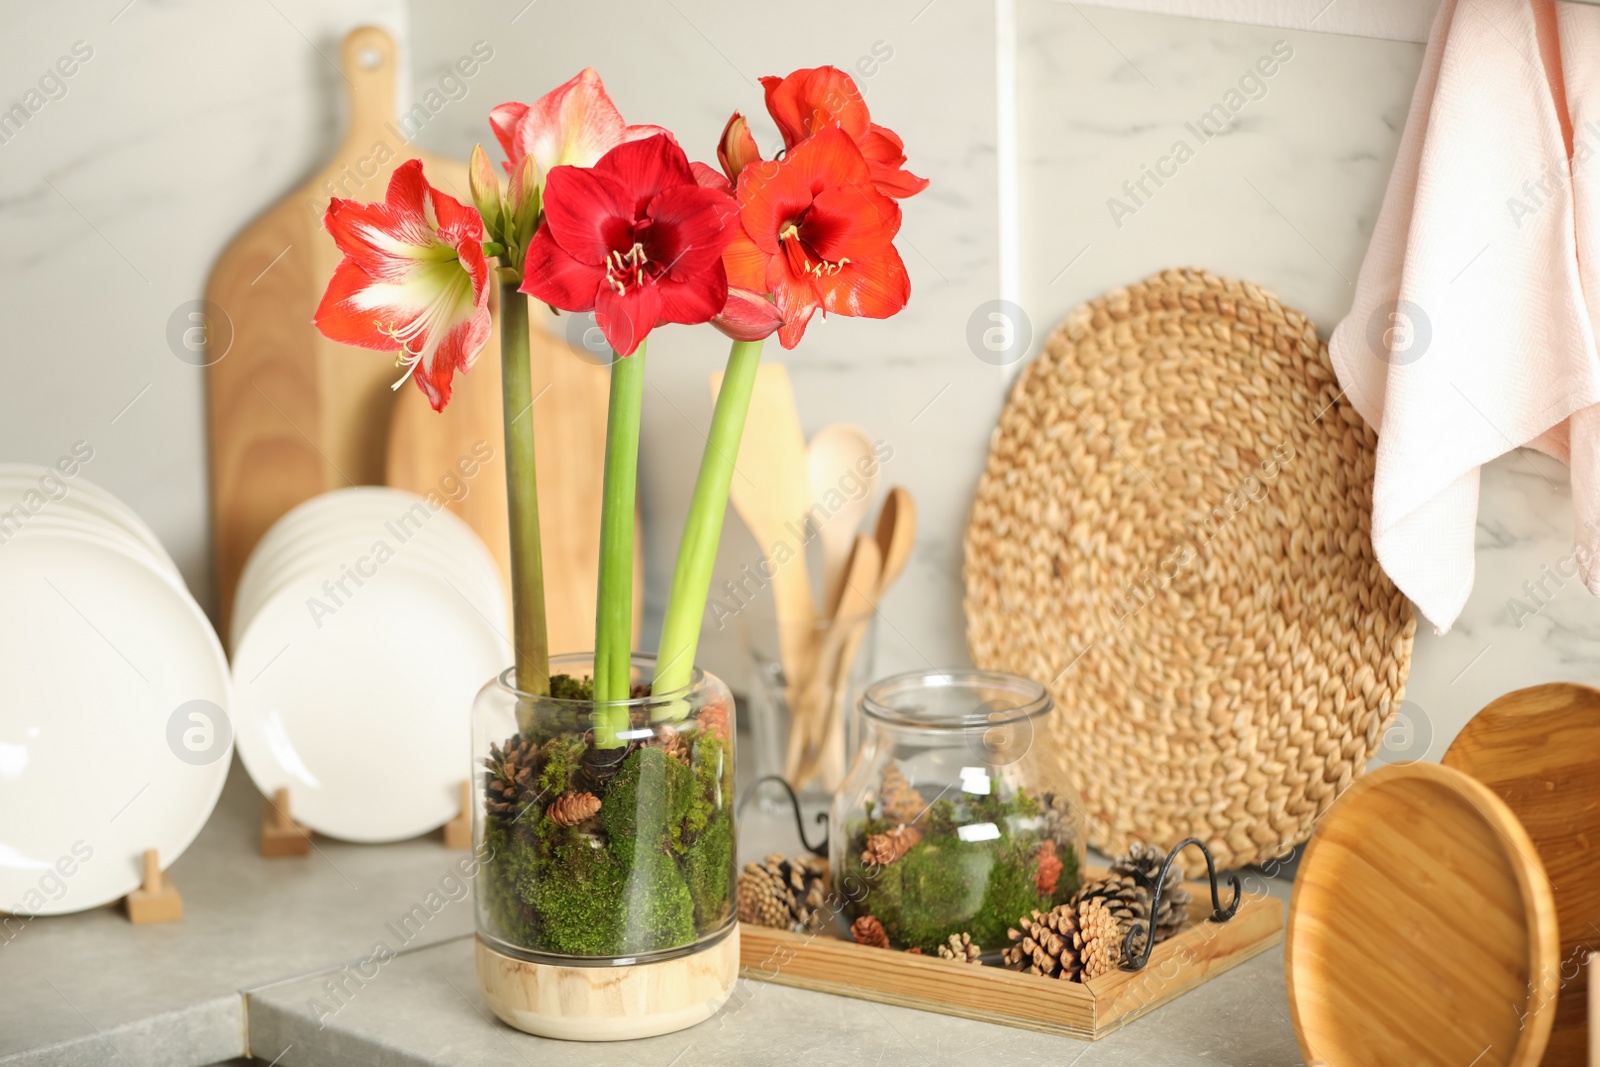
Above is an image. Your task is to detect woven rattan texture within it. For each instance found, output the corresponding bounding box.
[964,269,1415,871]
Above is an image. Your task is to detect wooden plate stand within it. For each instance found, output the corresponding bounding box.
[124,848,182,925]
[260,787,311,858]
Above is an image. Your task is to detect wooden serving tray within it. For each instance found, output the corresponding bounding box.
[738,875,1284,1040]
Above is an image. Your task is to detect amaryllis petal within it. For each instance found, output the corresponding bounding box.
[691,160,733,196]
[646,184,739,280]
[721,227,768,291]
[815,244,911,318]
[540,164,636,266]
[711,287,785,342]
[312,159,491,413]
[520,227,605,311]
[802,183,900,262]
[858,125,930,197]
[655,260,728,326]
[492,69,673,178]
[593,134,697,213]
[595,282,662,357]
[760,68,870,148]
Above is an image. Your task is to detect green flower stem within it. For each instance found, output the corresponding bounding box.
[594,340,648,745]
[499,281,550,698]
[653,339,764,709]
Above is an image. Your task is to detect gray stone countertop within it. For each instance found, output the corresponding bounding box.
[0,759,1305,1066]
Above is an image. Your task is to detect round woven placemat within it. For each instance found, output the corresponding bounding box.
[964,268,1415,871]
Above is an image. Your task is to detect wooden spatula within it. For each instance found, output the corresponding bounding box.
[385,294,641,653]
[205,26,471,640]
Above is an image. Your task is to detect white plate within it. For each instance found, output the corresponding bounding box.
[0,469,174,572]
[231,564,510,843]
[233,489,502,641]
[0,534,233,915]
[233,521,504,651]
[6,511,180,581]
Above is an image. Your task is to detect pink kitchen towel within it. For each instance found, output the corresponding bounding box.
[1328,0,1600,633]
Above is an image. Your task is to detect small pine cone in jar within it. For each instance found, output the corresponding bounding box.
[546,791,602,827]
[1033,842,1063,896]
[1076,897,1126,980]
[937,932,982,965]
[851,914,890,949]
[696,698,730,742]
[878,762,925,824]
[860,824,922,866]
[655,726,690,764]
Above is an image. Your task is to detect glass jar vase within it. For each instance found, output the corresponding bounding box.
[472,653,738,1039]
[830,669,1085,956]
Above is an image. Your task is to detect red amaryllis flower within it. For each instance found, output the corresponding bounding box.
[760,66,929,199]
[520,135,737,357]
[723,127,909,349]
[489,68,668,178]
[313,159,491,412]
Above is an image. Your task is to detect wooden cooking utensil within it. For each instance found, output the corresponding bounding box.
[793,532,880,789]
[385,294,640,653]
[1443,682,1600,1067]
[1287,761,1559,1067]
[872,486,916,597]
[206,26,469,640]
[715,363,816,690]
[805,424,878,615]
[825,485,917,774]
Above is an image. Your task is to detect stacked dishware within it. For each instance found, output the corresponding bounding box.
[229,487,510,844]
[0,462,232,915]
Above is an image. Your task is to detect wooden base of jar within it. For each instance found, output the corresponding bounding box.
[474,926,739,1041]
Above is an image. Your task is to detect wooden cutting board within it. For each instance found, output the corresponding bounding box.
[1443,683,1600,1067]
[384,296,641,654]
[1286,761,1559,1067]
[205,26,474,640]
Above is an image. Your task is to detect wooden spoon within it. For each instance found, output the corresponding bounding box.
[872,486,917,597]
[792,532,880,788]
[814,487,917,787]
[806,424,878,615]
[714,363,816,692]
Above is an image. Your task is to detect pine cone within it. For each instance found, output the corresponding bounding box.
[851,914,890,949]
[1033,842,1063,896]
[546,791,601,827]
[1072,873,1154,955]
[736,853,828,932]
[1076,898,1126,979]
[879,762,925,824]
[697,698,730,742]
[860,824,922,866]
[1039,790,1078,848]
[937,932,982,965]
[1109,842,1192,940]
[483,736,538,816]
[655,725,691,764]
[1002,906,1081,980]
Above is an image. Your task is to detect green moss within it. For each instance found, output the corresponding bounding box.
[529,836,626,955]
[843,828,1065,952]
[480,815,542,947]
[600,746,694,862]
[548,673,593,700]
[924,799,957,839]
[682,810,733,927]
[616,846,696,953]
[536,734,588,802]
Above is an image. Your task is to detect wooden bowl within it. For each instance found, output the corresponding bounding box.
[1286,762,1559,1067]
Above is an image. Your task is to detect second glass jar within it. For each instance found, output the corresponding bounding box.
[830,669,1085,955]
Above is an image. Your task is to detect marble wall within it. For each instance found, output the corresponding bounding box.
[1,0,1591,762]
